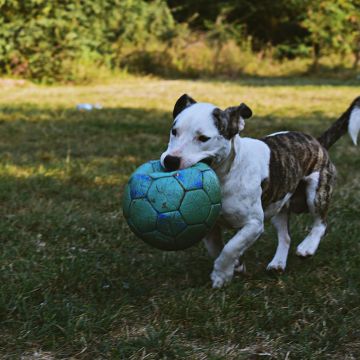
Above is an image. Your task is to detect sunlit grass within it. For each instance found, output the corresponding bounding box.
[0,76,359,358]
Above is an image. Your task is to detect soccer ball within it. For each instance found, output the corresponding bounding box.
[122,160,221,251]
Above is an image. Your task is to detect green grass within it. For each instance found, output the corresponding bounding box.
[0,77,359,359]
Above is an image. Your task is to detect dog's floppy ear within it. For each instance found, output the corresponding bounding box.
[173,94,196,119]
[238,103,252,119]
[213,103,252,139]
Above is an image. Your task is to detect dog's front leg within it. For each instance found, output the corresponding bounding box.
[211,220,264,288]
[203,225,223,258]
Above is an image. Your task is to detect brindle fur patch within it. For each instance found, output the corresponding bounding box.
[212,104,252,140]
[261,131,336,219]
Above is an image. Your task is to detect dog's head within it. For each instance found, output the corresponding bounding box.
[160,94,252,171]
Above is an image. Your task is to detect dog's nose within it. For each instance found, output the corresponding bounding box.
[164,155,181,171]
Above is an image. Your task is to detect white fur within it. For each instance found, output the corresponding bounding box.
[296,217,326,256]
[210,136,270,287]
[160,103,228,169]
[267,212,291,271]
[304,171,320,214]
[264,193,292,219]
[267,131,290,137]
[295,171,326,257]
[161,102,272,288]
[349,107,360,145]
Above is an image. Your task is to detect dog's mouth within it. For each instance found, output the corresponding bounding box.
[201,157,213,166]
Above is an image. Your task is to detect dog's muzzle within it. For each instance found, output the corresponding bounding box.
[164,155,181,171]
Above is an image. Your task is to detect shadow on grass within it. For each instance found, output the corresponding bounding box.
[0,103,348,164]
[218,75,360,87]
[124,49,360,87]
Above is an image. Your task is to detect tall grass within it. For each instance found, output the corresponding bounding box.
[63,40,360,84]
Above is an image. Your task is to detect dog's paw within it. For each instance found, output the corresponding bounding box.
[234,259,246,273]
[210,269,233,289]
[296,241,317,257]
[266,259,286,272]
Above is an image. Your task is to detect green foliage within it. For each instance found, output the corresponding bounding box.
[0,0,176,82]
[303,0,360,67]
[0,0,359,81]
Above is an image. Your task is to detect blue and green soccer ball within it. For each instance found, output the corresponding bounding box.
[122,160,221,251]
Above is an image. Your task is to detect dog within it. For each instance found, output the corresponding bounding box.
[160,94,360,288]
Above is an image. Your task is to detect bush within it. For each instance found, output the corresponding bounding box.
[0,0,176,82]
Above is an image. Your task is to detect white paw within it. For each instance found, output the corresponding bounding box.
[267,259,286,272]
[234,259,246,273]
[296,242,317,257]
[211,269,233,289]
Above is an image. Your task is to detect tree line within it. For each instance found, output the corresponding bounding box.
[0,0,358,82]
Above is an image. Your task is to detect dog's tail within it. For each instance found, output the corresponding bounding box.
[318,96,360,149]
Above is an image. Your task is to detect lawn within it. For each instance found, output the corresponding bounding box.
[0,77,359,359]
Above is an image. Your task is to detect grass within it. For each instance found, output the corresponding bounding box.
[0,76,359,359]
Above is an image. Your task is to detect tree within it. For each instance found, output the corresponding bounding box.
[302,0,360,69]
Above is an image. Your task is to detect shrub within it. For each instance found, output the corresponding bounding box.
[0,0,176,82]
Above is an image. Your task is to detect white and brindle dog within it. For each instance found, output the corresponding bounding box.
[160,94,360,288]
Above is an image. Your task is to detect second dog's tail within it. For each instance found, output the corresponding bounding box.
[318,96,360,149]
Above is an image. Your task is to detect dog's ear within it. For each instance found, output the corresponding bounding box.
[213,103,252,139]
[173,94,196,119]
[238,103,252,119]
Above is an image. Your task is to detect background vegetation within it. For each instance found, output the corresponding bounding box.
[0,0,359,82]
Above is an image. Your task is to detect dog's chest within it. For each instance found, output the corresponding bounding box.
[219,176,258,228]
[216,147,267,227]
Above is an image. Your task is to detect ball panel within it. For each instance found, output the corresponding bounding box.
[142,230,177,251]
[150,160,164,172]
[203,170,221,204]
[133,162,154,176]
[129,174,152,199]
[175,223,209,249]
[147,177,184,213]
[179,190,211,225]
[194,162,211,171]
[122,184,131,218]
[129,198,158,233]
[123,159,222,251]
[175,168,203,190]
[205,204,221,227]
[127,218,143,237]
[157,211,187,237]
[150,172,173,179]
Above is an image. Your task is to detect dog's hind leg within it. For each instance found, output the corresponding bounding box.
[203,225,223,258]
[267,209,291,271]
[296,166,336,257]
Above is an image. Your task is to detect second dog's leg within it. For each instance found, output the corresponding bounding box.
[296,217,326,257]
[211,220,264,288]
[296,168,335,257]
[203,225,223,258]
[267,210,291,271]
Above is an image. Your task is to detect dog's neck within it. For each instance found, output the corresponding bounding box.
[213,136,238,179]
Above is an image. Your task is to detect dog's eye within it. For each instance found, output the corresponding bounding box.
[198,135,210,143]
[171,128,177,136]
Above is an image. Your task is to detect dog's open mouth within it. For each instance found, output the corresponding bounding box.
[201,157,213,166]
